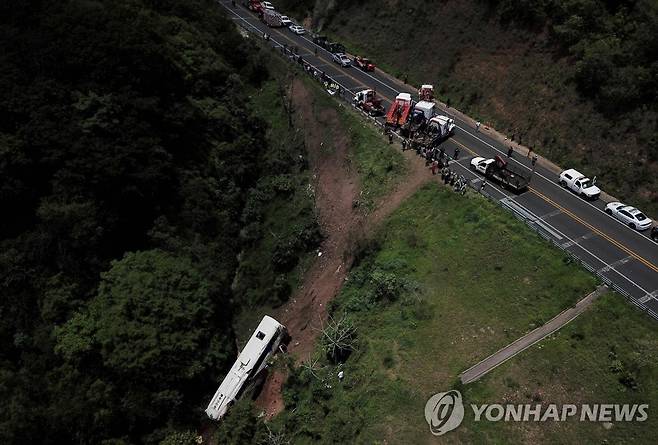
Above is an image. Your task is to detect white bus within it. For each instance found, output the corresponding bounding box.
[205,315,287,421]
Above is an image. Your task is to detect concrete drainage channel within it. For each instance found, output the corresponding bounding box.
[226,4,658,323]
[460,285,610,384]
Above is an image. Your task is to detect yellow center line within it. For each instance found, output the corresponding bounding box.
[453,139,657,274]
[451,138,478,157]
[529,187,658,274]
[259,12,658,276]
[262,23,400,101]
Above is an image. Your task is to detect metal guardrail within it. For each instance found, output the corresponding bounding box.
[233,15,658,323]
[488,188,658,321]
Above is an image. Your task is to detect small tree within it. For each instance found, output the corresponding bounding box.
[319,314,357,363]
[261,424,290,445]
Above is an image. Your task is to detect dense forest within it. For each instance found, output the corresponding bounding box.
[277,0,658,213]
[489,0,657,113]
[283,0,657,113]
[0,1,308,443]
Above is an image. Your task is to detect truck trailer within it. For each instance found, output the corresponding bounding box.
[386,93,414,127]
[483,156,531,192]
[262,9,284,27]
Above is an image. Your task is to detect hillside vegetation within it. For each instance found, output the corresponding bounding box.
[0,1,320,444]
[273,185,657,444]
[277,0,658,213]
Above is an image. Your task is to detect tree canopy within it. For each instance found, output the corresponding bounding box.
[0,0,274,443]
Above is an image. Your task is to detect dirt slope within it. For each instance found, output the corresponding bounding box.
[256,78,432,417]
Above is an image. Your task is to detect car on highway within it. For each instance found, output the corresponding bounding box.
[470,157,495,174]
[261,1,275,10]
[604,202,653,231]
[280,15,292,26]
[652,226,658,241]
[289,24,305,35]
[354,55,375,72]
[332,53,351,67]
[559,168,601,200]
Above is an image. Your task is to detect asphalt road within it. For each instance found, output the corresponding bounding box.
[219,1,658,318]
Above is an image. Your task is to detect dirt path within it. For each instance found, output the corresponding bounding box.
[460,285,608,384]
[368,148,434,226]
[255,80,433,418]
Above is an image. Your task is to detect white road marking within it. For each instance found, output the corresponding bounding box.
[561,232,595,248]
[455,127,658,248]
[537,209,562,220]
[218,0,655,302]
[223,1,658,250]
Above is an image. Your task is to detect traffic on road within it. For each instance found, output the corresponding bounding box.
[222,0,658,318]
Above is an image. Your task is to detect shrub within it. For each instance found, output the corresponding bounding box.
[371,270,404,302]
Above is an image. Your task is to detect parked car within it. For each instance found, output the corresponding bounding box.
[332,53,351,67]
[470,157,495,174]
[327,42,346,54]
[559,168,601,200]
[354,56,375,71]
[289,24,305,35]
[605,202,653,231]
[651,226,658,242]
[280,15,292,26]
[261,1,275,10]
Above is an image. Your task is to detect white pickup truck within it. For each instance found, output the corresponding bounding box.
[559,168,601,200]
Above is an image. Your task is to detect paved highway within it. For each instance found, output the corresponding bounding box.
[219,1,658,318]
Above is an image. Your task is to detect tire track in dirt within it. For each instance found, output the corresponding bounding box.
[256,79,432,418]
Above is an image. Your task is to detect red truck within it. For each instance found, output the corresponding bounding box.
[247,0,263,13]
[354,56,375,72]
[353,89,385,116]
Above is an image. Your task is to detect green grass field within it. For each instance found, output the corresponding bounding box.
[462,291,658,444]
[272,183,656,444]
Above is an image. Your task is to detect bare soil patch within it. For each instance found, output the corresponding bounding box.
[255,79,432,417]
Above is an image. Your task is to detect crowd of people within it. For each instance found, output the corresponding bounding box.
[261,30,476,197]
[387,128,470,195]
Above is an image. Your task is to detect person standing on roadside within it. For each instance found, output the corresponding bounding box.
[454,147,460,160]
[476,121,481,132]
[507,146,513,158]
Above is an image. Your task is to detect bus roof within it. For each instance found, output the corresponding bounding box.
[205,316,285,420]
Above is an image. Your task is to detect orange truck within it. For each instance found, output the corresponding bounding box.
[386,93,414,127]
